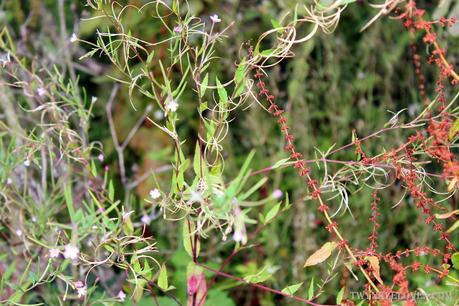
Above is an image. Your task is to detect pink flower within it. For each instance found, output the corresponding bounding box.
[187,275,200,295]
[63,244,79,260]
[210,14,221,23]
[49,248,60,258]
[75,281,86,298]
[117,290,126,301]
[174,25,182,33]
[272,189,283,199]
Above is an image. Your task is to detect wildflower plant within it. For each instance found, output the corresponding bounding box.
[0,0,458,305]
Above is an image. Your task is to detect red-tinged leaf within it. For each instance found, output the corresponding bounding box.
[187,262,206,306]
[304,242,337,267]
[365,256,383,285]
[435,209,459,219]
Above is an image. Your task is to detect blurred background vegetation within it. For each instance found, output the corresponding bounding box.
[0,0,458,305]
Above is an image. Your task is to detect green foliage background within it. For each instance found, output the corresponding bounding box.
[0,0,458,305]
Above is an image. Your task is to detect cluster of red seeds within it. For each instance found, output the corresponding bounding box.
[367,191,380,254]
[243,2,458,304]
[400,1,458,85]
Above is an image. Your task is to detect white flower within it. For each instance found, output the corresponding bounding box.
[233,230,243,242]
[141,214,151,225]
[149,188,161,199]
[15,229,22,236]
[189,190,203,204]
[117,290,126,301]
[154,110,164,120]
[272,189,283,199]
[37,87,46,97]
[91,96,98,103]
[0,52,11,67]
[165,96,178,113]
[6,177,12,185]
[23,159,31,167]
[49,248,60,258]
[75,281,87,298]
[70,33,78,43]
[97,154,104,162]
[63,244,80,260]
[210,14,221,23]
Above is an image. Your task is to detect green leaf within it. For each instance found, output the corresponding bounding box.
[239,177,267,200]
[243,264,276,283]
[193,141,202,177]
[234,62,246,97]
[199,101,208,113]
[216,77,228,104]
[206,289,235,306]
[271,18,281,29]
[308,278,315,299]
[64,184,75,223]
[200,73,208,98]
[91,160,97,176]
[183,221,200,258]
[264,202,281,224]
[108,180,114,201]
[336,287,344,304]
[452,252,459,270]
[447,220,459,233]
[272,158,290,169]
[157,264,168,290]
[260,48,276,56]
[146,51,155,65]
[338,0,356,4]
[449,118,459,140]
[235,62,246,84]
[281,282,303,295]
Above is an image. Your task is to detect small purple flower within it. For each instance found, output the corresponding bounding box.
[37,87,47,97]
[174,25,182,33]
[141,214,151,225]
[117,290,126,301]
[75,281,86,298]
[210,14,221,23]
[97,154,104,162]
